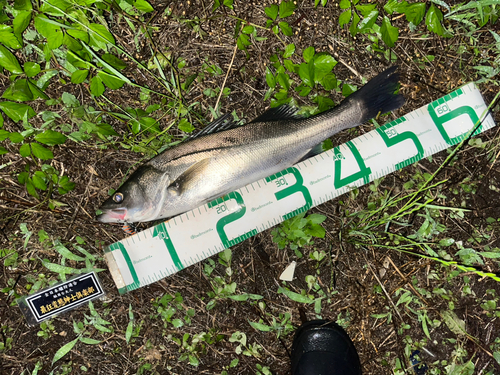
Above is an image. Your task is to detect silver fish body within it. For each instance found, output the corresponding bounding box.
[98,67,404,223]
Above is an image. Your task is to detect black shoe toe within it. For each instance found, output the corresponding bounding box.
[291,320,362,375]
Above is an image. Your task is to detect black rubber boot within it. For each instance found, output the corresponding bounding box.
[291,320,362,375]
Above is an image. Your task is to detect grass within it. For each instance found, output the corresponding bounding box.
[1,0,500,374]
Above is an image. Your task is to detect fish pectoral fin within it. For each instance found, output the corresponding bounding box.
[298,142,326,163]
[167,159,211,195]
[249,104,305,123]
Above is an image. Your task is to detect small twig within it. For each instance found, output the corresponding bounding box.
[213,43,238,119]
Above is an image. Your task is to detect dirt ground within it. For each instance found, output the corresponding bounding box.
[1,0,500,374]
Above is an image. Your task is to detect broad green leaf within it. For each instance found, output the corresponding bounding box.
[284,59,296,73]
[442,310,467,336]
[24,62,41,77]
[89,23,115,46]
[342,83,357,97]
[71,69,89,84]
[52,337,79,364]
[249,320,271,332]
[0,44,23,74]
[426,4,445,36]
[0,146,7,155]
[339,10,352,27]
[26,178,39,198]
[14,0,33,11]
[349,11,360,36]
[0,129,9,141]
[0,101,35,122]
[381,16,399,47]
[237,33,251,50]
[67,27,89,43]
[298,62,314,88]
[404,3,426,26]
[242,25,255,34]
[134,0,154,12]
[178,118,194,133]
[3,79,33,101]
[278,22,293,36]
[265,4,278,20]
[384,0,408,14]
[98,72,125,90]
[95,123,118,136]
[35,130,67,145]
[33,14,60,39]
[40,0,71,15]
[19,143,31,157]
[279,1,296,18]
[355,3,377,16]
[265,66,276,89]
[339,0,351,9]
[278,287,313,304]
[31,173,47,190]
[357,10,378,31]
[313,54,337,82]
[0,30,22,49]
[48,29,64,50]
[303,46,315,63]
[101,54,127,70]
[277,72,290,91]
[90,75,105,96]
[283,43,295,58]
[31,143,54,160]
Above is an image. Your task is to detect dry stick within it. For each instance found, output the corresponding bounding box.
[212,43,239,120]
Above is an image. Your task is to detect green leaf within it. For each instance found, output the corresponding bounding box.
[35,130,66,145]
[13,11,32,37]
[384,0,408,14]
[0,44,23,74]
[342,83,357,97]
[303,46,315,63]
[242,25,255,34]
[14,0,32,11]
[98,72,125,90]
[278,287,313,304]
[52,337,79,365]
[19,143,31,157]
[95,123,118,136]
[284,59,297,73]
[283,43,295,58]
[0,129,9,141]
[178,118,194,133]
[442,310,467,336]
[90,75,105,96]
[265,4,279,20]
[265,66,276,89]
[404,3,426,26]
[101,54,127,70]
[71,69,89,84]
[278,22,293,36]
[24,62,41,77]
[357,10,378,31]
[298,62,315,88]
[313,54,337,82]
[339,0,351,9]
[355,3,377,17]
[279,1,296,18]
[3,79,33,101]
[339,9,352,27]
[0,146,7,155]
[89,23,115,48]
[31,143,54,160]
[26,178,39,199]
[237,33,251,50]
[32,172,47,190]
[0,101,35,122]
[0,30,22,49]
[134,0,154,12]
[380,16,399,47]
[249,320,271,332]
[320,73,336,90]
[349,11,360,36]
[425,4,445,36]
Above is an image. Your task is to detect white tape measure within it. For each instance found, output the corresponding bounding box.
[104,83,495,294]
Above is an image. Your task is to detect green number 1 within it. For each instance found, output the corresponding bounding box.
[334,141,371,189]
[152,223,184,271]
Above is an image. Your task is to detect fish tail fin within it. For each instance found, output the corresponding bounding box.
[349,66,405,122]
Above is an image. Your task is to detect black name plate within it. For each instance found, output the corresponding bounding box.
[18,272,105,325]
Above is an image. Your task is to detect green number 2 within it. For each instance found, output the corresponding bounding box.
[208,192,257,248]
[334,141,371,189]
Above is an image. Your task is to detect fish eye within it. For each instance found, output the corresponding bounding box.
[113,192,124,203]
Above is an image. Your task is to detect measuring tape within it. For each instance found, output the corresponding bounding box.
[104,83,495,294]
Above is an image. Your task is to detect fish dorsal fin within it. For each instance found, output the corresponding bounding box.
[187,114,241,140]
[249,104,304,123]
[167,159,211,195]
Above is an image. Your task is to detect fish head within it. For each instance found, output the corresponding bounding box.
[97,165,170,223]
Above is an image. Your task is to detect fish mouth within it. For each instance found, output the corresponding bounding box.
[97,208,128,223]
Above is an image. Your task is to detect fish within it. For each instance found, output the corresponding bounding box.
[97,66,405,224]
